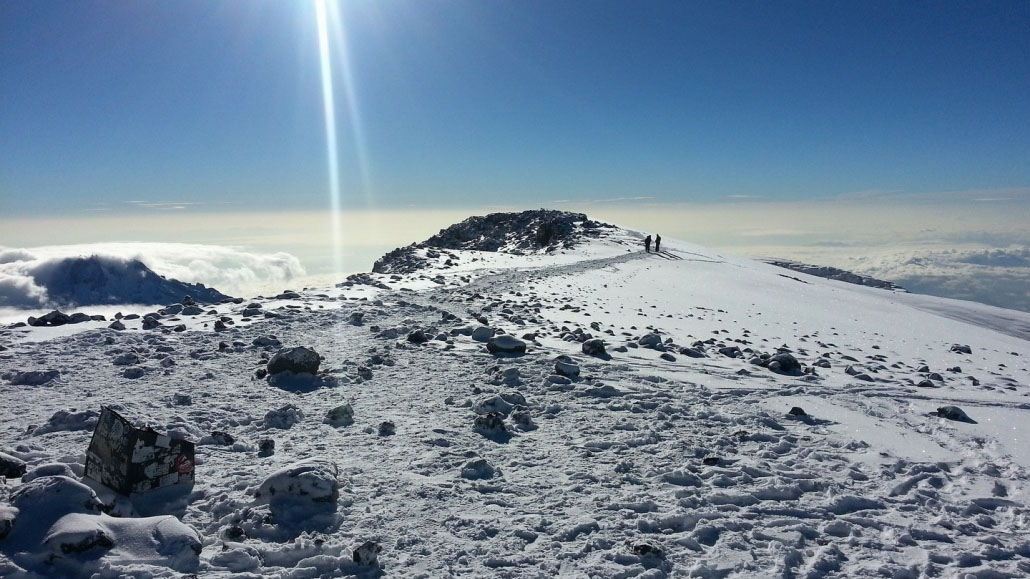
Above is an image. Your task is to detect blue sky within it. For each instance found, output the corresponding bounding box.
[3,0,1028,217]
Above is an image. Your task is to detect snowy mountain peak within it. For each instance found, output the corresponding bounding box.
[372,209,616,273]
[26,255,230,308]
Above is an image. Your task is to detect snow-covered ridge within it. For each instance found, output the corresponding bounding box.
[763,258,906,291]
[2,211,1029,577]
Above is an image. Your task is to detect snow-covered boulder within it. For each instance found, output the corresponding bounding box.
[460,458,498,480]
[4,370,60,386]
[263,404,304,429]
[554,357,580,377]
[42,513,201,573]
[32,409,100,435]
[254,459,341,526]
[486,334,527,355]
[21,462,77,483]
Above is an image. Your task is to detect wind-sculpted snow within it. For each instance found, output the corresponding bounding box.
[1,220,1029,577]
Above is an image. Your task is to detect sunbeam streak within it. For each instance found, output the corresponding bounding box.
[315,0,343,275]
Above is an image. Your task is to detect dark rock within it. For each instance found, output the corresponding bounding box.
[718,346,742,358]
[788,406,807,417]
[353,540,382,566]
[108,320,126,331]
[582,338,607,357]
[916,379,938,388]
[679,347,706,358]
[474,412,507,435]
[325,404,354,427]
[122,367,145,379]
[378,421,396,436]
[209,431,235,445]
[768,352,802,374]
[935,406,976,423]
[950,344,972,355]
[0,451,27,478]
[407,329,429,344]
[660,352,676,362]
[258,439,275,457]
[267,346,321,375]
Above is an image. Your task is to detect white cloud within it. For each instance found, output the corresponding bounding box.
[0,243,306,308]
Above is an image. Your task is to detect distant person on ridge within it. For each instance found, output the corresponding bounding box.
[654,234,662,253]
[644,235,652,253]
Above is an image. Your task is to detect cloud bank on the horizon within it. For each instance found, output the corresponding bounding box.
[0,243,305,309]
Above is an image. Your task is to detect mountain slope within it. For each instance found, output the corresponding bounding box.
[1,212,1028,578]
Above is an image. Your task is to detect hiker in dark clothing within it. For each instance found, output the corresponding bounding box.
[654,234,662,253]
[644,235,652,253]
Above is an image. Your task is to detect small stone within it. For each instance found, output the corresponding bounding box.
[325,404,354,427]
[209,431,235,445]
[258,439,275,457]
[788,406,807,417]
[352,540,382,566]
[950,344,972,355]
[378,421,396,436]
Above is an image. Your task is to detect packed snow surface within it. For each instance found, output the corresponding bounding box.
[1,213,1029,577]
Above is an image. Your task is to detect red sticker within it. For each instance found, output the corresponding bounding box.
[174,454,194,474]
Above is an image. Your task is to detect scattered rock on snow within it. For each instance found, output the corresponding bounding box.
[266,346,321,375]
[582,338,608,357]
[486,334,527,355]
[263,404,304,429]
[788,406,808,417]
[324,403,354,427]
[471,326,495,342]
[950,344,972,355]
[352,540,382,566]
[0,451,28,478]
[554,357,580,378]
[934,406,976,423]
[460,458,497,480]
[258,439,275,457]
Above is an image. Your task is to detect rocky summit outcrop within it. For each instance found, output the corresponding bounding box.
[372,209,613,274]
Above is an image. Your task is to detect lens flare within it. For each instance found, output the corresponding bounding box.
[315,0,343,276]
